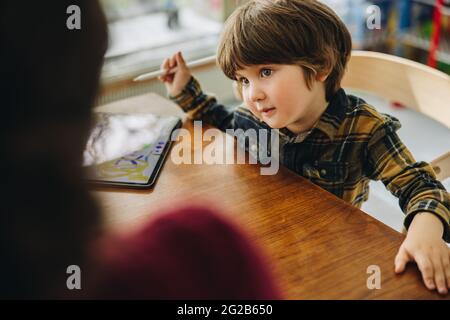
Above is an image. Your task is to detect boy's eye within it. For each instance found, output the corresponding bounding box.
[261,68,272,77]
[238,77,249,85]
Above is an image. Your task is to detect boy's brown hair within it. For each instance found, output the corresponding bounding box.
[217,0,352,101]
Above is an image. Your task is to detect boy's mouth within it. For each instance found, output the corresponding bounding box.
[261,107,276,117]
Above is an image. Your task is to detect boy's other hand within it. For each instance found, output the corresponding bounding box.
[158,51,192,97]
[394,212,450,295]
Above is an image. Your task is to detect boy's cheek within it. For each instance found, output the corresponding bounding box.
[244,101,255,113]
[246,104,262,120]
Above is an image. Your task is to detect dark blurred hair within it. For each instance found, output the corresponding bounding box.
[0,1,107,298]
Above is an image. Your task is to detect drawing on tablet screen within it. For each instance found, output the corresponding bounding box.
[94,149,152,181]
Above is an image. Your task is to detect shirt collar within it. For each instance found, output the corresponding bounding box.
[279,88,349,143]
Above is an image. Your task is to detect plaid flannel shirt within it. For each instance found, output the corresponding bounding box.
[170,77,450,241]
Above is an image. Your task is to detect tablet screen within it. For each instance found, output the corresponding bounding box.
[83,112,181,187]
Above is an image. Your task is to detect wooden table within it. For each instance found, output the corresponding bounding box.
[92,93,449,300]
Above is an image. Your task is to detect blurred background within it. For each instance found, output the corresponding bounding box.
[98,0,450,104]
[99,0,450,84]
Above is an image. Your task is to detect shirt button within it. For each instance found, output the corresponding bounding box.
[320,169,327,176]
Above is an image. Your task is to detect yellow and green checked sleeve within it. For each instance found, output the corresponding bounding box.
[366,116,450,241]
[170,77,237,131]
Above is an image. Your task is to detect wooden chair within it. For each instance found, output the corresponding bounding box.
[342,50,450,181]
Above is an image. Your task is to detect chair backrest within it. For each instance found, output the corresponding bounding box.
[342,50,450,181]
[342,50,450,129]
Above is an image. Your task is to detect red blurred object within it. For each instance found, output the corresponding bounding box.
[428,0,445,68]
[94,204,281,299]
[391,101,406,109]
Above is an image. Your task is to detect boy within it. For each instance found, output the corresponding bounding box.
[159,0,450,294]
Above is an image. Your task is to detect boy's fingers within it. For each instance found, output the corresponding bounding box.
[442,253,450,289]
[415,253,436,290]
[170,54,177,68]
[176,51,186,68]
[179,51,186,64]
[394,247,410,273]
[159,72,174,83]
[162,58,170,70]
[431,253,448,294]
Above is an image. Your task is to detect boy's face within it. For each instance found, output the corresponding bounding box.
[235,64,328,134]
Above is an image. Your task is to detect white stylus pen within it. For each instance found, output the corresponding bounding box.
[133,55,216,82]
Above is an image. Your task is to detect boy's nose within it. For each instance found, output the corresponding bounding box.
[248,84,265,102]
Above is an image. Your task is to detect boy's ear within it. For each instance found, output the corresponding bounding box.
[316,71,330,82]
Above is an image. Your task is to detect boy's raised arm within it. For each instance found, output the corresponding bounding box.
[159,52,237,131]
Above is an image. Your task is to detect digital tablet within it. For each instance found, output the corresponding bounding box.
[83,112,182,188]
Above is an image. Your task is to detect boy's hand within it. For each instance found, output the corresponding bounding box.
[158,51,192,97]
[395,212,450,295]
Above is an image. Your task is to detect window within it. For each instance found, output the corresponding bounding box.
[100,0,233,82]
